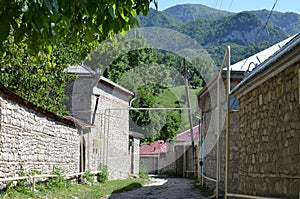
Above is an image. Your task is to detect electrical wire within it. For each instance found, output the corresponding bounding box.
[256,0,279,41]
[239,0,279,69]
[228,0,233,12]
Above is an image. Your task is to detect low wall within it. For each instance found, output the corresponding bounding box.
[0,87,79,188]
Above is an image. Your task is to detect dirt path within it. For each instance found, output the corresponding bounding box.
[106,175,209,199]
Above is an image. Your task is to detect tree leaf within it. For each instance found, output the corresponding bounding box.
[108,4,116,19]
[0,14,10,43]
[45,0,53,14]
[118,7,130,22]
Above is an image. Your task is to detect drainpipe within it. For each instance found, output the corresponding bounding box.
[129,92,137,108]
[92,94,100,125]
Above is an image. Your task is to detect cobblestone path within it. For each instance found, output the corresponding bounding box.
[106,175,209,199]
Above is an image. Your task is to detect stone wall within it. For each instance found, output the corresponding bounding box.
[65,73,134,180]
[0,88,79,187]
[238,64,300,198]
[140,155,158,174]
[93,83,132,180]
[198,73,241,193]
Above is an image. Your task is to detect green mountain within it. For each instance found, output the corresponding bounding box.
[162,4,233,22]
[137,8,182,29]
[253,10,300,35]
[179,11,287,46]
[137,4,294,66]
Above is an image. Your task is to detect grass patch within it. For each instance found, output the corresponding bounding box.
[156,85,200,132]
[0,178,148,199]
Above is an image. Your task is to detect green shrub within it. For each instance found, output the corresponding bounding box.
[84,170,94,184]
[46,166,69,190]
[97,165,109,183]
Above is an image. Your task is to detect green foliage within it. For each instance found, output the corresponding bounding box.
[4,170,42,197]
[138,6,290,67]
[84,170,94,185]
[97,165,109,183]
[254,10,300,35]
[0,173,148,199]
[0,36,77,116]
[0,0,157,116]
[130,83,166,142]
[88,35,207,142]
[0,0,157,58]
[46,166,69,190]
[138,8,183,28]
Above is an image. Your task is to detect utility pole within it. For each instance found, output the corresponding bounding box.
[184,58,196,175]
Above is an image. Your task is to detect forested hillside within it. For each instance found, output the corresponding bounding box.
[138,4,299,66]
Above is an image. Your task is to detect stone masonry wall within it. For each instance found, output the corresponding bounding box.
[0,93,79,187]
[93,84,131,180]
[199,77,240,194]
[238,64,300,198]
[65,75,133,180]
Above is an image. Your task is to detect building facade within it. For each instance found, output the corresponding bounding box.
[231,33,300,198]
[65,65,136,180]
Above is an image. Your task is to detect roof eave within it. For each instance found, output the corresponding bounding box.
[231,34,300,98]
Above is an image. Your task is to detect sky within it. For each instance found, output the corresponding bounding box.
[155,0,300,14]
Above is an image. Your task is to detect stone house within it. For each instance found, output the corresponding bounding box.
[197,35,295,194]
[231,33,300,198]
[197,69,243,194]
[65,65,137,180]
[0,83,79,187]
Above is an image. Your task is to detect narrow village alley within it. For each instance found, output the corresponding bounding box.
[106,175,209,199]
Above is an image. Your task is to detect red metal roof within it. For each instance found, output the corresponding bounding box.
[140,140,167,155]
[176,125,199,142]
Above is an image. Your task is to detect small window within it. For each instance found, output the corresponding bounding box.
[223,97,239,111]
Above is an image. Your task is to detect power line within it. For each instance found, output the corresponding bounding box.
[240,0,279,69]
[256,0,279,42]
[228,0,233,12]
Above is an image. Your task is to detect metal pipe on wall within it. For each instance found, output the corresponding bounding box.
[225,46,231,199]
[216,70,221,199]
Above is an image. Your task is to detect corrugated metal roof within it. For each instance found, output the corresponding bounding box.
[176,125,199,142]
[129,131,144,138]
[231,33,300,95]
[68,65,134,96]
[228,35,297,72]
[68,64,95,76]
[140,140,167,155]
[99,76,134,96]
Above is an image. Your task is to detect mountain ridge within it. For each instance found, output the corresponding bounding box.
[138,4,298,66]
